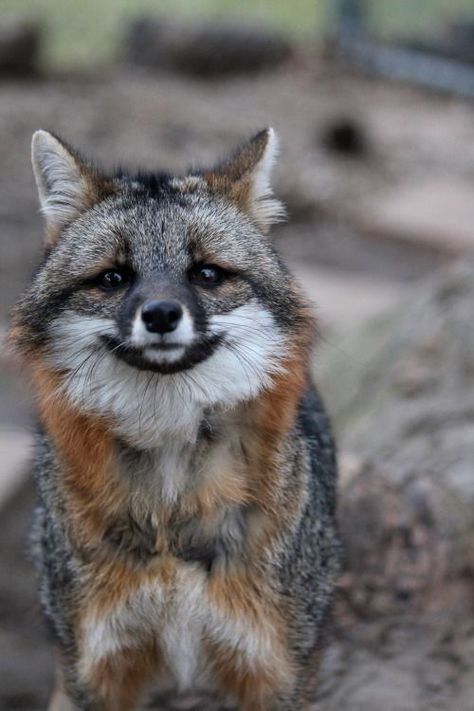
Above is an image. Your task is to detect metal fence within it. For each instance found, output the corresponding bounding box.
[332,0,474,98]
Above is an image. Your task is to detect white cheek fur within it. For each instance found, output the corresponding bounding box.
[131,306,195,349]
[47,301,287,448]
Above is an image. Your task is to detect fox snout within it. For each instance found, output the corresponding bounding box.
[141,300,183,334]
[129,293,196,359]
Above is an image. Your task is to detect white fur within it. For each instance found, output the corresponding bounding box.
[130,305,195,365]
[80,566,285,693]
[159,572,207,689]
[131,306,195,350]
[31,130,89,230]
[48,301,287,449]
[81,580,166,669]
[53,300,289,693]
[249,127,286,231]
[81,570,207,691]
[207,598,279,671]
[146,436,195,507]
[252,128,279,205]
[126,431,244,517]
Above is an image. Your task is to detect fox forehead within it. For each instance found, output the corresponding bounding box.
[21,127,288,294]
[47,185,276,279]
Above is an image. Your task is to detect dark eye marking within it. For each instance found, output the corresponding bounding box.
[91,268,132,292]
[188,264,232,288]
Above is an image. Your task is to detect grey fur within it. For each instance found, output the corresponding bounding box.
[12,129,341,710]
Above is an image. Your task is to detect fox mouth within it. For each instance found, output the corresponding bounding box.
[101,334,222,374]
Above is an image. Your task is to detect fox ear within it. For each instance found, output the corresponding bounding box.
[204,128,285,233]
[31,130,109,244]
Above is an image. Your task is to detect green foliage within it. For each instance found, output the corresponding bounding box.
[1,0,473,69]
[0,0,324,68]
[370,0,474,39]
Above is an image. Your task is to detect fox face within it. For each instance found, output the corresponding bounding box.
[12,129,311,446]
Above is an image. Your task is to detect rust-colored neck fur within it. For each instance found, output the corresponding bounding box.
[30,339,308,561]
[29,344,309,709]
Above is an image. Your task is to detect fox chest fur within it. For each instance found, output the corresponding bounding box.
[38,387,296,704]
[79,551,286,698]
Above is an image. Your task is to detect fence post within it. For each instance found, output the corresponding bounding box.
[336,0,367,44]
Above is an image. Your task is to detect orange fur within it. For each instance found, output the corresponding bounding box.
[203,129,270,215]
[32,362,125,550]
[25,335,310,708]
[208,647,285,711]
[86,641,160,711]
[241,340,311,557]
[182,463,254,518]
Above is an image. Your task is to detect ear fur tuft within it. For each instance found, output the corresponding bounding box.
[247,127,286,231]
[31,130,107,243]
[205,128,286,233]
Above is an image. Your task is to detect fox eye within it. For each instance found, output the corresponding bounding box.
[97,269,129,291]
[189,264,226,287]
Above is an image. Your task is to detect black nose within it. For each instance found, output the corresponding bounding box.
[141,300,183,334]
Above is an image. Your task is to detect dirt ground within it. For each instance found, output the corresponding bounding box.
[1,56,473,709]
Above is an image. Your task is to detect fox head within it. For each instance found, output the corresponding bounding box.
[12,129,312,446]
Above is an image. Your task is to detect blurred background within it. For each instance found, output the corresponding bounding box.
[0,1,473,709]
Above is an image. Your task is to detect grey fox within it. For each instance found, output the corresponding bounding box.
[10,128,341,710]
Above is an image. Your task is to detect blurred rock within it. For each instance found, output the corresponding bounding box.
[0,17,41,76]
[321,116,369,158]
[277,168,322,222]
[124,17,292,76]
[309,260,474,710]
[352,178,474,257]
[318,259,474,616]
